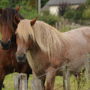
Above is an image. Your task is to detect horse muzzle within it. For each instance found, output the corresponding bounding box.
[0,40,11,50]
[16,54,27,63]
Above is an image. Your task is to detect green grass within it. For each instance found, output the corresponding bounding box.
[2,73,90,90]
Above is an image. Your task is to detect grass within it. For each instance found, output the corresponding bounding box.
[2,73,90,90]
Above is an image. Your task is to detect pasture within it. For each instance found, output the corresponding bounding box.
[2,73,89,90]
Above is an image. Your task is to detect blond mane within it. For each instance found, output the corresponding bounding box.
[16,19,68,59]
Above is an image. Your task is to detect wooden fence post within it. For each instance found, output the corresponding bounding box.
[63,65,70,90]
[14,73,27,90]
[84,56,90,89]
[31,78,44,90]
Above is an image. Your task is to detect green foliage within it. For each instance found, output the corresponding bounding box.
[41,0,49,8]
[60,25,71,32]
[0,0,9,8]
[39,11,60,25]
[82,8,90,19]
[20,7,38,19]
[19,8,60,26]
[0,0,36,8]
[86,0,90,5]
[64,9,76,20]
[29,0,37,8]
[64,4,85,21]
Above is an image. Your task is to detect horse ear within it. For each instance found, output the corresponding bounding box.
[30,18,37,26]
[15,6,20,11]
[14,15,21,24]
[0,8,3,14]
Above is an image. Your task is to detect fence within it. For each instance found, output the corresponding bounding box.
[14,73,27,90]
[14,57,90,90]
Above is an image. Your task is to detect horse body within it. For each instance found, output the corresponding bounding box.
[63,28,90,72]
[16,19,90,90]
[64,27,90,58]
[26,27,89,74]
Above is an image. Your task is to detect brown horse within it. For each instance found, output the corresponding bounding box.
[15,19,90,90]
[0,8,32,90]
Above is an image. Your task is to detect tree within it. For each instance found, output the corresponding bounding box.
[41,0,49,8]
[0,0,9,8]
[29,0,37,8]
[86,0,90,5]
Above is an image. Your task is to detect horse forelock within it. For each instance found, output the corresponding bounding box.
[16,19,67,59]
[16,19,35,42]
[0,8,23,32]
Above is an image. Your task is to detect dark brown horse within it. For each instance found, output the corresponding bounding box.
[0,8,31,90]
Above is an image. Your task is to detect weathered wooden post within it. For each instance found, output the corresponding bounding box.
[31,78,44,90]
[63,65,70,90]
[38,0,41,14]
[14,73,27,90]
[84,55,90,89]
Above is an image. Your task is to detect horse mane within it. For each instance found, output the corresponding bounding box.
[16,19,68,59]
[0,8,23,32]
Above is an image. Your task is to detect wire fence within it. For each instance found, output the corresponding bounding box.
[2,55,90,90]
[2,64,90,90]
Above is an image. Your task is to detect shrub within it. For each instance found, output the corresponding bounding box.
[82,8,90,19]
[64,9,76,20]
[64,4,85,21]
[39,14,60,25]
[64,9,84,21]
[20,8,38,19]
[39,11,60,25]
[20,8,60,26]
[0,0,9,8]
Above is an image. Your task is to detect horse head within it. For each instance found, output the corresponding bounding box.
[0,7,23,50]
[15,18,37,62]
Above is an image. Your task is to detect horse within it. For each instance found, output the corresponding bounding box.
[0,8,32,90]
[15,19,90,90]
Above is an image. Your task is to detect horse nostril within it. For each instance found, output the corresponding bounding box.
[0,40,11,50]
[16,54,26,62]
[18,55,25,60]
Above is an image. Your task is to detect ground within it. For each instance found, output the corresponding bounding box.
[2,73,89,90]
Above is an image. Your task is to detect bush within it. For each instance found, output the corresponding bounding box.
[82,8,90,19]
[64,9,84,21]
[64,9,76,20]
[20,8,38,19]
[39,11,60,25]
[20,9,60,25]
[0,0,9,8]
[64,5,85,21]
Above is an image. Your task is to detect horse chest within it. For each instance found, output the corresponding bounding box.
[27,50,50,74]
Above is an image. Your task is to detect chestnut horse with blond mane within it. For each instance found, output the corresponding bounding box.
[15,19,90,90]
[0,8,32,90]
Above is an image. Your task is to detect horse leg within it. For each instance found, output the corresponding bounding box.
[31,72,45,90]
[26,74,29,89]
[40,76,46,90]
[0,79,4,90]
[75,73,81,90]
[45,67,56,90]
[0,69,5,90]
